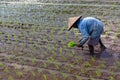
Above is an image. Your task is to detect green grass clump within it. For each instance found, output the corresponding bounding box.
[68,41,77,47]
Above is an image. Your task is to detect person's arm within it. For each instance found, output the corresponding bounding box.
[77,22,89,46]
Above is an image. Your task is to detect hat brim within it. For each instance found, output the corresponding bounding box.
[67,16,82,31]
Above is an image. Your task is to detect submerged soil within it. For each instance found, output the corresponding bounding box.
[0,23,120,80]
[0,0,120,80]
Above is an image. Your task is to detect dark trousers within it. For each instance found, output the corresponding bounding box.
[88,38,106,56]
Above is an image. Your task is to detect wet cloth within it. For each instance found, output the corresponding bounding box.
[77,17,104,46]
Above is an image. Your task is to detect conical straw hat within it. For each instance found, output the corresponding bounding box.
[67,16,82,31]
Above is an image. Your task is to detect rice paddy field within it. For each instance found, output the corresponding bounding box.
[0,0,120,80]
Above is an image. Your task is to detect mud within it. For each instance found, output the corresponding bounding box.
[0,23,120,80]
[0,0,120,80]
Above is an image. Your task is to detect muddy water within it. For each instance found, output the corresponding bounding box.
[0,2,120,56]
[0,1,120,27]
[0,1,120,79]
[0,1,120,60]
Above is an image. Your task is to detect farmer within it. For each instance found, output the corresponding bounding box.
[68,16,106,56]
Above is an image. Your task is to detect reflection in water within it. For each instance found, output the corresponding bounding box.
[28,7,31,23]
[84,48,119,61]
[98,49,113,58]
[1,7,4,21]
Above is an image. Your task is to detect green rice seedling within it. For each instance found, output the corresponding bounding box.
[43,62,47,68]
[0,76,2,80]
[63,44,67,49]
[47,58,52,64]
[80,68,87,74]
[6,57,12,62]
[0,62,5,68]
[75,75,82,80]
[18,32,23,39]
[61,72,67,79]
[31,57,37,63]
[110,76,114,80]
[51,50,57,56]
[54,63,60,70]
[1,21,5,26]
[0,31,2,35]
[37,68,42,73]
[71,50,75,56]
[114,32,119,42]
[29,52,34,57]
[49,57,55,62]
[33,43,38,47]
[19,59,24,64]
[1,34,5,43]
[84,61,91,68]
[43,48,50,55]
[73,57,81,65]
[90,75,95,80]
[101,63,106,69]
[69,63,75,68]
[111,2,116,10]
[16,70,23,77]
[95,69,102,77]
[11,32,16,37]
[64,66,71,73]
[18,51,23,56]
[59,47,63,54]
[68,41,77,47]
[100,61,107,68]
[43,74,47,80]
[14,34,18,42]
[105,30,110,37]
[32,45,38,53]
[4,67,9,73]
[90,57,95,62]
[0,21,2,25]
[61,54,67,61]
[31,71,36,77]
[116,61,120,69]
[22,42,26,49]
[29,45,34,52]
[110,70,115,76]
[54,78,58,80]
[8,75,14,80]
[24,31,29,38]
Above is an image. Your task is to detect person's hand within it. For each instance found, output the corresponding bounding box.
[76,44,84,50]
[76,44,83,47]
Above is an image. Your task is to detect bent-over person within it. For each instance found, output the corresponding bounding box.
[68,16,106,56]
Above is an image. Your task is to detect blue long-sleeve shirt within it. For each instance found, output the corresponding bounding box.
[77,17,104,46]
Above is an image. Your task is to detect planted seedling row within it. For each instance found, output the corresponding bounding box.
[0,50,120,79]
